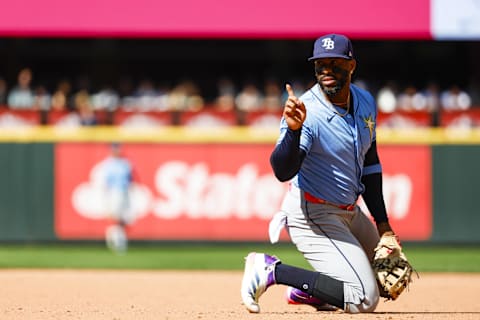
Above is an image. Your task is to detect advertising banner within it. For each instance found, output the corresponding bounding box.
[55,143,286,241]
[358,146,432,240]
[55,143,432,241]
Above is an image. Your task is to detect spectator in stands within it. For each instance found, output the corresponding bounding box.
[168,80,204,112]
[423,82,441,113]
[132,78,160,111]
[74,90,97,125]
[154,82,172,111]
[215,77,236,111]
[235,81,263,112]
[50,79,73,111]
[167,82,188,111]
[50,90,68,112]
[117,76,136,109]
[440,85,472,111]
[0,77,7,106]
[263,78,283,111]
[396,85,427,112]
[32,85,51,111]
[376,81,398,113]
[134,78,157,97]
[91,84,120,112]
[7,68,35,109]
[127,78,170,111]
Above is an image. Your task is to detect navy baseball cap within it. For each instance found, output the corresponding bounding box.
[308,34,354,61]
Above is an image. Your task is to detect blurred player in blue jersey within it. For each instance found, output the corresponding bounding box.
[103,142,134,253]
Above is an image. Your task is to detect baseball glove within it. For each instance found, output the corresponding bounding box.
[372,234,414,300]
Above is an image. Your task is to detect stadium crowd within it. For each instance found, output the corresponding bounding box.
[0,67,479,128]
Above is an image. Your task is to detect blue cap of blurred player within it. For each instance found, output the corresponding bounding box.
[308,34,354,61]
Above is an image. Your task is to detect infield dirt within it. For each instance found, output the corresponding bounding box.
[0,270,478,319]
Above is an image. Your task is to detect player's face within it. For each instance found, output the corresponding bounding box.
[314,58,355,97]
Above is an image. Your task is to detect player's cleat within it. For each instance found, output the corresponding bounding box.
[285,287,339,311]
[240,252,281,313]
[105,225,128,254]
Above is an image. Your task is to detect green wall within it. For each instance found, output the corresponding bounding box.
[0,143,55,241]
[432,145,480,243]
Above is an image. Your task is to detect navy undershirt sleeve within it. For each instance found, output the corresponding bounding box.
[270,128,306,182]
[361,142,389,224]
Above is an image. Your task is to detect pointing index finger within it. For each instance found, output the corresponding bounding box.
[286,83,295,97]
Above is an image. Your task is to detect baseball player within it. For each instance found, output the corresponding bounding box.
[103,142,134,253]
[241,34,403,313]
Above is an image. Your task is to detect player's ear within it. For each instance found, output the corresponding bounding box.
[349,59,357,74]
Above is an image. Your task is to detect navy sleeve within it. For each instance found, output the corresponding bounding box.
[270,128,306,182]
[361,142,389,223]
[363,140,379,166]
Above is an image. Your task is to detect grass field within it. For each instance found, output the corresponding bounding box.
[0,243,479,272]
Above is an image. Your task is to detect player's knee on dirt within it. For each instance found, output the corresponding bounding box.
[343,279,380,313]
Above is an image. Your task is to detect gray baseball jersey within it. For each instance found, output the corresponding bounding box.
[270,83,382,312]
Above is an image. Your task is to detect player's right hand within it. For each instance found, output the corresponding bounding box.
[284,83,306,131]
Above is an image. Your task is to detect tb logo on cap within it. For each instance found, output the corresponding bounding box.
[322,38,335,50]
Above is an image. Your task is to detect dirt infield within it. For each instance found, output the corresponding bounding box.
[0,270,478,320]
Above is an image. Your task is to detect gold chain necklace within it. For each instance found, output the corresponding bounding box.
[332,95,350,117]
